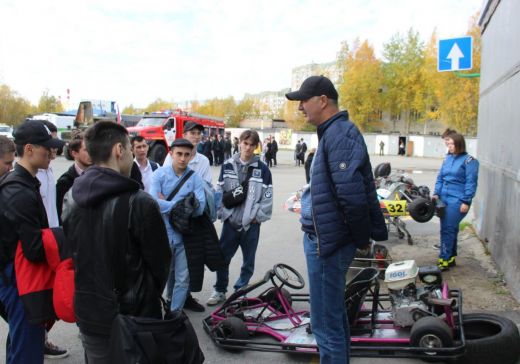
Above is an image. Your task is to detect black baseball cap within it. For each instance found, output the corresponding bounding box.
[170,138,194,149]
[285,75,338,101]
[14,120,65,149]
[183,121,204,133]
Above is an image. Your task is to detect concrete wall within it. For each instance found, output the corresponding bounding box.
[225,127,477,159]
[474,0,520,301]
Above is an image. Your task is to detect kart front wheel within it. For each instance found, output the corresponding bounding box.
[215,317,249,345]
[410,316,453,361]
[454,313,520,364]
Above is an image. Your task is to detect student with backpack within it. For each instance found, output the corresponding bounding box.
[62,121,171,362]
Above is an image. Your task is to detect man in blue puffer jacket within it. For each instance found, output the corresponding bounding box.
[286,76,387,364]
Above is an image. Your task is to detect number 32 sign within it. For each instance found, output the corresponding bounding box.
[382,200,407,216]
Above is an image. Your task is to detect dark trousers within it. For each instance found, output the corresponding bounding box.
[214,221,261,293]
[273,152,277,166]
[0,263,45,363]
[80,331,111,364]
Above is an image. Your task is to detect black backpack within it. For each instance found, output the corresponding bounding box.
[109,192,204,364]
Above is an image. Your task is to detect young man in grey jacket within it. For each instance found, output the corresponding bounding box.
[207,130,273,305]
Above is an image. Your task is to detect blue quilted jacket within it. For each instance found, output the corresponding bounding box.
[310,111,387,257]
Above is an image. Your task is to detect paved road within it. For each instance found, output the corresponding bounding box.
[0,152,456,363]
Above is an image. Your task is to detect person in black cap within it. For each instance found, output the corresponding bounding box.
[151,138,206,314]
[0,120,65,363]
[162,122,214,312]
[286,76,387,364]
[162,121,211,184]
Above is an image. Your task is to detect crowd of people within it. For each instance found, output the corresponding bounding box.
[0,118,273,363]
[0,75,479,364]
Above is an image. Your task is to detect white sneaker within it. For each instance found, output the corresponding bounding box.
[207,291,226,306]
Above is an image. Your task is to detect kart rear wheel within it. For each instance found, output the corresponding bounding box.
[215,317,249,345]
[410,316,453,361]
[454,313,520,364]
[408,197,435,223]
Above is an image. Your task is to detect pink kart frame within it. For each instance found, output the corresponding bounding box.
[203,263,466,360]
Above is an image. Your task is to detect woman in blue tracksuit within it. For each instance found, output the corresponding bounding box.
[433,133,479,271]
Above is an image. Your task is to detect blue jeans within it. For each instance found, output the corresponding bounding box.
[214,221,261,293]
[166,243,190,312]
[0,263,45,364]
[304,233,357,364]
[439,196,467,260]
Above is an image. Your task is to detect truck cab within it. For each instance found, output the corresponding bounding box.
[127,110,225,164]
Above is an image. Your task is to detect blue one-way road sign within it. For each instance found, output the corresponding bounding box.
[438,36,473,72]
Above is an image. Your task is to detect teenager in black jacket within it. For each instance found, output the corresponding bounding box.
[56,131,92,223]
[62,122,171,362]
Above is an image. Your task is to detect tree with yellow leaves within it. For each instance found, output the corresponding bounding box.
[339,39,384,132]
[143,98,176,113]
[37,90,64,114]
[0,84,33,125]
[434,14,481,135]
[381,29,425,134]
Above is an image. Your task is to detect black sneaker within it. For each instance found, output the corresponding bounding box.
[184,294,205,312]
[44,341,69,359]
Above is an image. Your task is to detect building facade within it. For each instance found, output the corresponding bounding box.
[474,0,520,300]
[290,62,341,91]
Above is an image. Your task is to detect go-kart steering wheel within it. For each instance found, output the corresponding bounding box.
[272,263,305,289]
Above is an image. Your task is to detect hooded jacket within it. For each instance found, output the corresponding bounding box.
[62,166,171,335]
[216,154,273,230]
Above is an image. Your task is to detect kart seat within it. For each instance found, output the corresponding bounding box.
[345,267,379,325]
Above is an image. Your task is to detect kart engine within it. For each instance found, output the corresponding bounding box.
[385,261,445,327]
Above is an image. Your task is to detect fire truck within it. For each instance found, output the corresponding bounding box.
[127,110,225,164]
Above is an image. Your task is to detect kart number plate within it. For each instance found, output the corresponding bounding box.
[382,200,407,216]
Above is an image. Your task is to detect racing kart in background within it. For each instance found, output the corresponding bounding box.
[374,163,437,245]
[204,263,520,364]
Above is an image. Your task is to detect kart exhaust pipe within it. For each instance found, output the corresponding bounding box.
[427,297,456,308]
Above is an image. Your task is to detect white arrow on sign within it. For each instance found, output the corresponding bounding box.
[447,43,463,70]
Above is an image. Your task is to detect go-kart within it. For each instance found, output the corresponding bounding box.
[375,163,436,245]
[203,262,520,363]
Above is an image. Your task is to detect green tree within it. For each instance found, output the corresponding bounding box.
[418,32,441,126]
[0,84,33,125]
[382,29,425,133]
[122,104,142,115]
[228,98,259,127]
[339,39,384,131]
[192,97,236,118]
[144,98,176,113]
[435,13,481,135]
[282,100,316,131]
[37,90,64,113]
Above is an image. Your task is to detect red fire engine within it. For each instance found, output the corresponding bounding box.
[127,110,225,163]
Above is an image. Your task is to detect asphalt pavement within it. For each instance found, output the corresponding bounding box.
[0,151,490,364]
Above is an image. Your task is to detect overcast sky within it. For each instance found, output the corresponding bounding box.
[0,0,482,109]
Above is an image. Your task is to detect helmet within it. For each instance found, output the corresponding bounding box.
[374,163,391,178]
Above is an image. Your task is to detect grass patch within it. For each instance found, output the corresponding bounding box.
[459,221,472,231]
